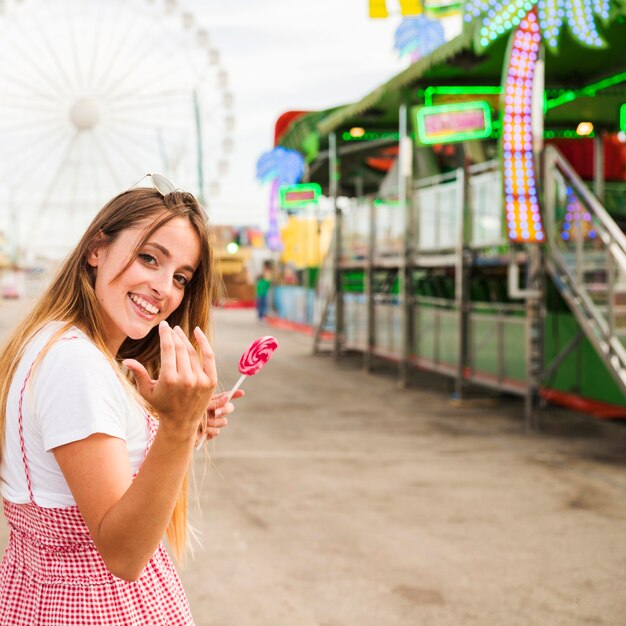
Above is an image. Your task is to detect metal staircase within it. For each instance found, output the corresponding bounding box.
[543,145,626,396]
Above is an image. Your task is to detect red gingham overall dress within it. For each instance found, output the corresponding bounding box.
[0,339,195,625]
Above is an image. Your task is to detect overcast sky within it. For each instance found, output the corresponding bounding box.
[187,0,408,228]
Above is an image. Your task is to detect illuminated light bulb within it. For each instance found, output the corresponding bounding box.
[576,122,594,136]
[349,127,366,138]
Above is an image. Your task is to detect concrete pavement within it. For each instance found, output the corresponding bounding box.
[181,309,626,626]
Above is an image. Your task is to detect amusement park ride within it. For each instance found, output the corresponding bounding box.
[0,0,234,258]
[271,0,626,427]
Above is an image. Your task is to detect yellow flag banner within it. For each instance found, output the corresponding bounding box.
[369,0,423,18]
[369,0,388,17]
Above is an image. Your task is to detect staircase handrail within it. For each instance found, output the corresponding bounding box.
[544,145,626,260]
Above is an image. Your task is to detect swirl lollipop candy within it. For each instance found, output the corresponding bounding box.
[227,335,278,400]
[196,336,278,450]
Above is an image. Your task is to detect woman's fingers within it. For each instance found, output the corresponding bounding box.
[150,324,219,431]
[173,326,204,377]
[197,415,228,444]
[122,359,153,395]
[171,327,193,379]
[214,403,235,418]
[209,389,244,410]
[159,321,177,374]
[201,427,221,441]
[205,415,228,428]
[193,326,216,379]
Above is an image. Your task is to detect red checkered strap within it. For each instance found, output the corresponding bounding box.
[17,336,78,504]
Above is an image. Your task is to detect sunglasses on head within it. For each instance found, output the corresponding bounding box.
[149,173,180,196]
[130,173,181,196]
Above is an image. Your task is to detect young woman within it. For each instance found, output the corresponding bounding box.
[0,176,241,624]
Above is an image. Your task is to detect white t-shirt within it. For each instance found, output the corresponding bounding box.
[1,322,149,508]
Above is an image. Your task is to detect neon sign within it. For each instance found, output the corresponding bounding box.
[279,183,321,210]
[502,8,544,243]
[414,101,492,144]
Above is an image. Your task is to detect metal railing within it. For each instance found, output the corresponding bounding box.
[411,161,504,252]
[468,301,526,393]
[469,162,504,248]
[410,296,527,391]
[341,198,370,261]
[413,170,461,251]
[343,293,367,350]
[339,160,504,261]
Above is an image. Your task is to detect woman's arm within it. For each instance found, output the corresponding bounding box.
[53,322,217,582]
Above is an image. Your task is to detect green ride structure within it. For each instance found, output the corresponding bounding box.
[268,1,626,427]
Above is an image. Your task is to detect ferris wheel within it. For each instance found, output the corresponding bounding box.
[0,0,234,259]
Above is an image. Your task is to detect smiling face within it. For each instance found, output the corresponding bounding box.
[88,215,201,355]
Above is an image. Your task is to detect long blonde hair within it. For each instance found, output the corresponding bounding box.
[0,187,216,561]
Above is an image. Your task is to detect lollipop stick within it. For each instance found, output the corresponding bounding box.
[226,374,247,402]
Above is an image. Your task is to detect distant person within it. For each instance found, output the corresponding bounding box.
[283,263,297,285]
[256,266,272,321]
[0,174,243,624]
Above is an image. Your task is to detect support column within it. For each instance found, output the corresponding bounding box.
[399,100,413,387]
[365,197,376,372]
[593,132,605,204]
[454,165,471,399]
[525,244,545,431]
[330,132,344,360]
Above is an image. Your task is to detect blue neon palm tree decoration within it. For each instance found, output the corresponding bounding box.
[463,0,610,53]
[256,147,305,251]
[256,147,304,186]
[394,15,446,61]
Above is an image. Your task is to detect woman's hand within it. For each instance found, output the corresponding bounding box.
[123,321,217,440]
[196,389,244,445]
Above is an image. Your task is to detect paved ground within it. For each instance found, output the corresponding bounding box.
[0,300,625,625]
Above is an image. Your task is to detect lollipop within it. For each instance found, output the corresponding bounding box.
[196,336,278,450]
[227,335,278,400]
